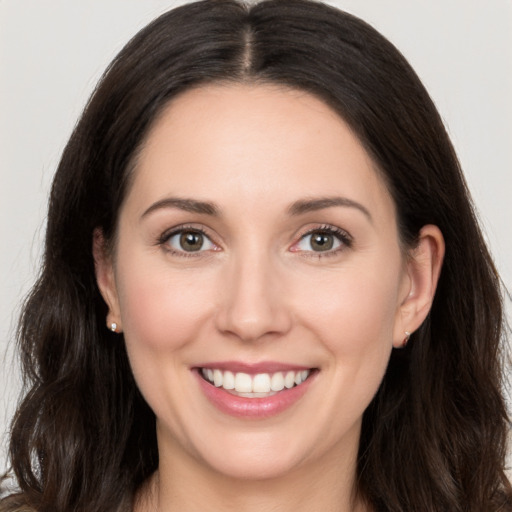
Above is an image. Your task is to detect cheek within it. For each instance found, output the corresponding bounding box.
[295,260,401,360]
[115,254,216,351]
[113,255,218,431]
[299,263,401,428]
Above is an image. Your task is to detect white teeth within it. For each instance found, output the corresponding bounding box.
[293,370,309,386]
[213,369,223,387]
[270,372,285,391]
[252,373,271,393]
[234,372,252,392]
[223,370,235,390]
[201,368,311,395]
[284,371,295,389]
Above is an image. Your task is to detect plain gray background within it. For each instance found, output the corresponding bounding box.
[1,0,511,473]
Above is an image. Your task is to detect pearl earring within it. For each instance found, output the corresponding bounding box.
[110,322,118,333]
[402,331,411,347]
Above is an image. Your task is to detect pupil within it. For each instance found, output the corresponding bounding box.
[180,231,203,251]
[311,232,333,251]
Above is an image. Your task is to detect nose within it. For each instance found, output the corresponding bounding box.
[215,252,292,342]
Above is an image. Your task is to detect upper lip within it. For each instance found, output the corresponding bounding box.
[194,361,314,374]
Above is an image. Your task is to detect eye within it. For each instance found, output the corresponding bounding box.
[291,226,352,254]
[164,228,216,253]
[296,231,341,252]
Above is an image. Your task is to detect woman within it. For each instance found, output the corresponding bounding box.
[1,0,510,510]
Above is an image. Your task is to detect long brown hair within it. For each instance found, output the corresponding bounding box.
[1,1,510,511]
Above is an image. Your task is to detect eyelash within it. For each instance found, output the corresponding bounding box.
[292,224,353,258]
[158,224,217,258]
[157,224,353,258]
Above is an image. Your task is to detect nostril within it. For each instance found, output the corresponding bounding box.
[215,305,293,343]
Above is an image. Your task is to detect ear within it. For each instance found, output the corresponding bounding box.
[393,224,445,348]
[92,228,122,332]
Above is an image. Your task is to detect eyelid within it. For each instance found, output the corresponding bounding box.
[158,224,221,256]
[156,223,351,257]
[290,224,353,255]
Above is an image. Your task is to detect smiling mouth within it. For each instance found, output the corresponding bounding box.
[200,368,313,398]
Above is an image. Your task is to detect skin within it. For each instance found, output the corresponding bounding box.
[94,84,444,512]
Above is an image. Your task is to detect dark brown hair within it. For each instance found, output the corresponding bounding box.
[1,1,510,511]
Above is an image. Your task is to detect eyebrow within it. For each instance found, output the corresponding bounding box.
[141,195,372,222]
[141,197,219,218]
[287,196,372,222]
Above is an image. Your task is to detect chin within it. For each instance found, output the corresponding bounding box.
[204,452,304,481]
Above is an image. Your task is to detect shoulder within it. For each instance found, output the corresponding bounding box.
[0,493,37,512]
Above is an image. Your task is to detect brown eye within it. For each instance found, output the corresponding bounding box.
[179,231,204,251]
[164,229,216,254]
[292,227,350,254]
[310,231,334,251]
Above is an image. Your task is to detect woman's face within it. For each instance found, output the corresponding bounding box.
[98,84,417,480]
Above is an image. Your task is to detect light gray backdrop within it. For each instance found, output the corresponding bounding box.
[1,0,511,473]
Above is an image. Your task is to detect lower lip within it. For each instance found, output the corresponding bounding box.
[194,370,316,419]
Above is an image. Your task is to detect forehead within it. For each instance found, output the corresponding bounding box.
[125,83,395,222]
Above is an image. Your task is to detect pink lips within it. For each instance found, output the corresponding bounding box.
[193,362,316,419]
[198,361,312,374]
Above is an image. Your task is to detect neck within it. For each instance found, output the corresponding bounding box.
[136,425,368,512]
